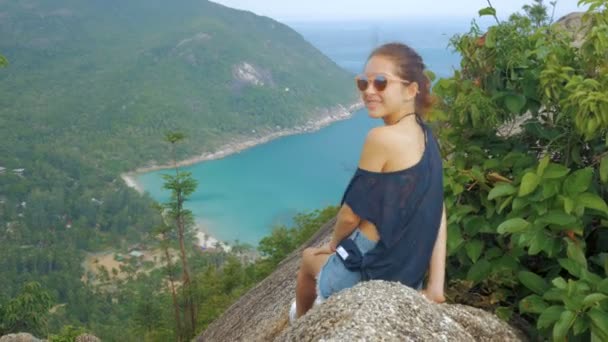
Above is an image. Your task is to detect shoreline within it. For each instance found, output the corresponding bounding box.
[120,101,363,249]
[194,221,232,252]
[121,101,363,195]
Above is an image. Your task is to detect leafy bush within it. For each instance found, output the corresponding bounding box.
[256,206,339,277]
[49,325,88,342]
[0,282,53,336]
[433,1,608,340]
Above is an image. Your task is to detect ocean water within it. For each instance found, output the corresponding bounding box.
[137,19,463,245]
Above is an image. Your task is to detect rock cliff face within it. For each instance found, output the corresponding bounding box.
[554,12,586,47]
[0,333,100,342]
[277,281,526,342]
[0,333,44,342]
[196,218,526,341]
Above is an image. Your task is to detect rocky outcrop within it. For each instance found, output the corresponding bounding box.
[231,62,275,90]
[278,281,526,342]
[554,12,586,47]
[0,333,44,342]
[170,32,213,65]
[75,334,101,342]
[0,333,100,342]
[196,217,526,341]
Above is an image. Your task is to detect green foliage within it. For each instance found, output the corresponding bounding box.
[160,132,199,340]
[162,172,198,205]
[256,206,339,277]
[33,201,332,342]
[0,282,53,336]
[435,1,608,340]
[479,7,497,18]
[522,0,551,27]
[0,0,356,174]
[48,325,87,342]
[0,1,353,339]
[164,132,187,146]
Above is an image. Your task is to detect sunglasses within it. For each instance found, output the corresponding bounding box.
[355,74,410,92]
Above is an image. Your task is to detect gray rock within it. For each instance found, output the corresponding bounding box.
[75,334,101,342]
[554,12,586,47]
[0,333,100,342]
[277,281,525,342]
[0,333,44,342]
[438,304,526,341]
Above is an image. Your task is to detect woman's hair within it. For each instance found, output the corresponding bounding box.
[369,42,435,118]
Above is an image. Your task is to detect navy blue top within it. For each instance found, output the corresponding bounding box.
[340,116,444,287]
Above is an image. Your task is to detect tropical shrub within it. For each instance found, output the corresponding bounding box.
[433,1,608,340]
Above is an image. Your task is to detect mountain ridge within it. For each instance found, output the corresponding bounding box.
[0,0,357,171]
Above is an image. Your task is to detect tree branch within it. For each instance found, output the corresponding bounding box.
[486,0,501,24]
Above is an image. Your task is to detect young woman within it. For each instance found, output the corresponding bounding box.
[293,42,447,319]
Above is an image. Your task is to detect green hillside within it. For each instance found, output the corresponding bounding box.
[0,0,357,171]
[0,1,356,338]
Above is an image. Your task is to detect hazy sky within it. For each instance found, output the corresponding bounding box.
[212,0,586,21]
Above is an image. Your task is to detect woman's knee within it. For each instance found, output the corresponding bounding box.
[300,247,316,274]
[302,247,315,260]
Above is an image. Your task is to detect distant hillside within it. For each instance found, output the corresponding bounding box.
[0,1,356,336]
[0,0,357,172]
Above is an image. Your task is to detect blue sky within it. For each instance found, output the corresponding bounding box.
[212,0,587,21]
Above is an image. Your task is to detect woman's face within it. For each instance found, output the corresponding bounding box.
[359,55,416,119]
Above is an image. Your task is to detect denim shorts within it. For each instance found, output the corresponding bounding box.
[316,229,378,300]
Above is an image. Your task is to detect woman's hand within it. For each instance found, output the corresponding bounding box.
[313,242,337,255]
[420,287,446,304]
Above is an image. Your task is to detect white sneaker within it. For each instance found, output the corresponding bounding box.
[289,300,297,323]
[289,296,325,323]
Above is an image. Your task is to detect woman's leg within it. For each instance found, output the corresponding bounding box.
[296,247,331,318]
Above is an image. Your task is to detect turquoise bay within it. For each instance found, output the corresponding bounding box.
[137,20,463,244]
[137,110,378,244]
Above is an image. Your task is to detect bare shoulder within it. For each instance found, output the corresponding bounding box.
[362,124,425,171]
[364,126,393,149]
[364,125,406,151]
[359,127,391,171]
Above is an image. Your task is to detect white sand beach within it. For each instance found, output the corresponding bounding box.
[195,231,231,252]
[120,173,144,194]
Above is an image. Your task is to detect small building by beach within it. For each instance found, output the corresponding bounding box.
[91,197,103,205]
[129,250,144,258]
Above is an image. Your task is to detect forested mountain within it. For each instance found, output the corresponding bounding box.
[0,0,356,339]
[0,0,356,171]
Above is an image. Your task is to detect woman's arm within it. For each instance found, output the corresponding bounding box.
[332,128,386,247]
[422,203,447,303]
[328,204,361,249]
[316,128,386,255]
[313,204,360,255]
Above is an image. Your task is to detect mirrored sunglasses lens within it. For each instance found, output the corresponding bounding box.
[356,78,369,91]
[373,76,388,91]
